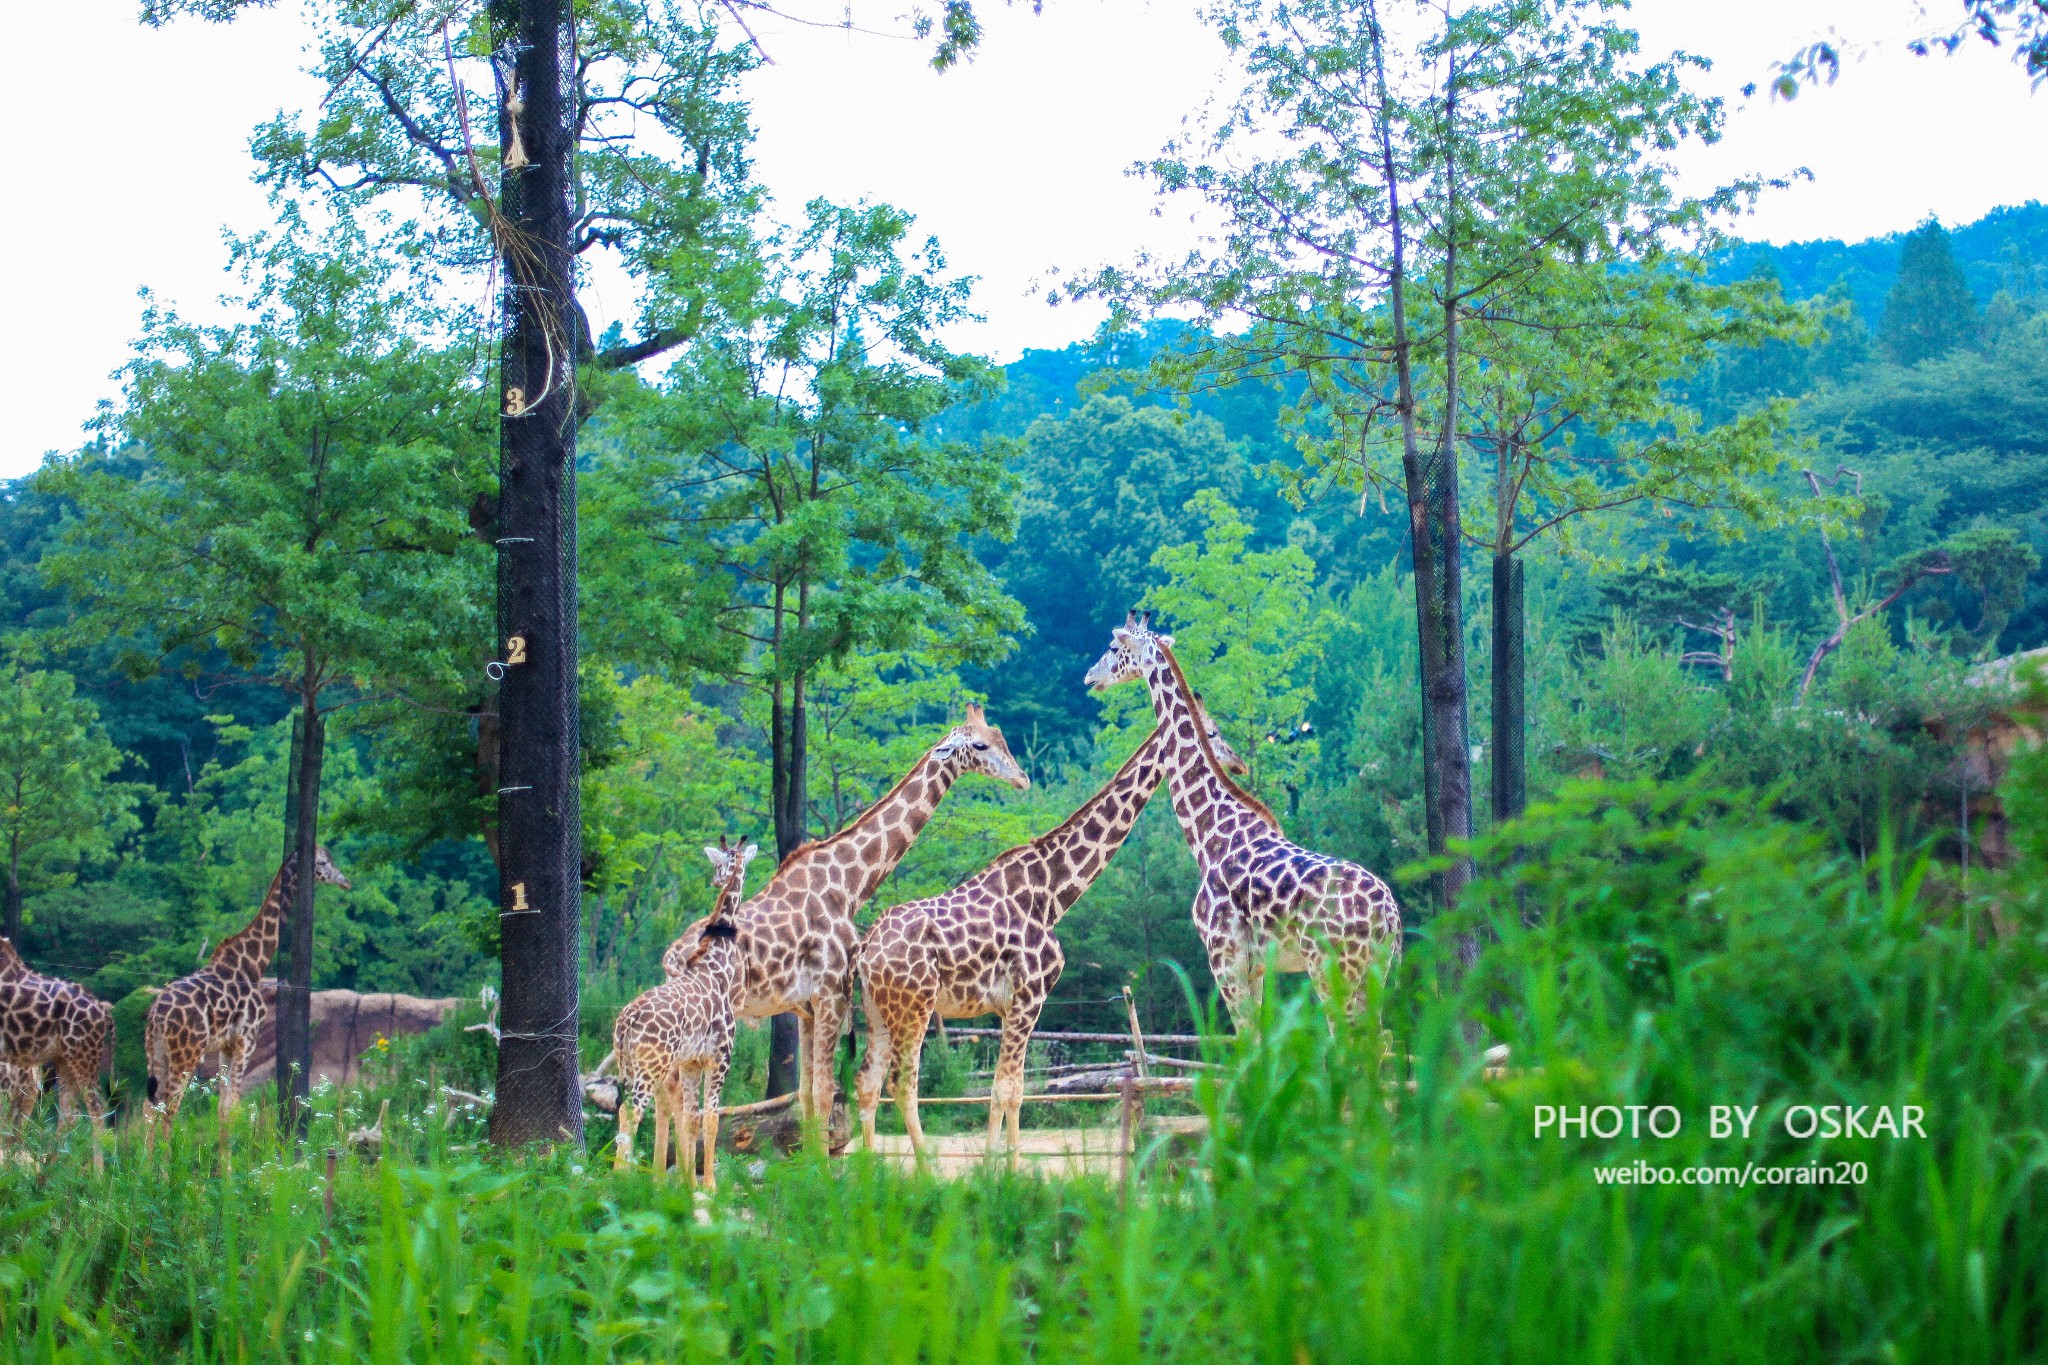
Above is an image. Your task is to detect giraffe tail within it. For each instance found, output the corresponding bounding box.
[143,1006,166,1103]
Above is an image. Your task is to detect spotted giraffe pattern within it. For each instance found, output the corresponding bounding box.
[709,706,1030,1126]
[0,935,112,1169]
[0,938,38,1132]
[1085,615,1403,1024]
[613,838,759,1188]
[854,709,1247,1158]
[143,847,350,1152]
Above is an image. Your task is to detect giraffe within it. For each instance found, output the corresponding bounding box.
[0,934,112,1170]
[0,938,38,1131]
[854,706,1248,1158]
[716,705,1030,1128]
[142,847,351,1153]
[1084,612,1403,1025]
[612,836,759,1188]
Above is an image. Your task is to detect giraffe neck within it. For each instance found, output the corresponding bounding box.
[210,858,297,979]
[1141,650,1265,861]
[708,869,745,923]
[1015,725,1171,925]
[830,747,962,906]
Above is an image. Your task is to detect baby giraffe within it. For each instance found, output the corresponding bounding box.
[613,836,759,1190]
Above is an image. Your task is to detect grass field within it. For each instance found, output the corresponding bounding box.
[1,782,2043,1362]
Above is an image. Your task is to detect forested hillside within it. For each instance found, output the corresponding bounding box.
[1,207,2042,1033]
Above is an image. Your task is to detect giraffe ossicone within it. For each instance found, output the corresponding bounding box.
[1085,613,1402,1026]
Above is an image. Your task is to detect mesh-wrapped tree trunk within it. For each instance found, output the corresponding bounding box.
[1490,553,1526,827]
[1411,430,1475,930]
[489,0,584,1149]
[274,710,323,1142]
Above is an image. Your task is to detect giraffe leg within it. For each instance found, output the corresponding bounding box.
[989,1010,1033,1167]
[806,992,847,1150]
[1204,933,1257,1033]
[651,1079,672,1180]
[672,1071,698,1192]
[615,1058,649,1172]
[7,1064,40,1134]
[0,1064,39,1163]
[56,1055,106,1175]
[854,995,893,1151]
[792,1007,815,1124]
[614,1096,641,1171]
[217,1036,248,1168]
[147,1055,197,1158]
[891,1011,932,1158]
[701,1042,732,1193]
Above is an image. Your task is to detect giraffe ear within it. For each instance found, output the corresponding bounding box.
[740,843,759,863]
[704,845,723,864]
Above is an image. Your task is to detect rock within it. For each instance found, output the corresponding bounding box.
[190,982,462,1088]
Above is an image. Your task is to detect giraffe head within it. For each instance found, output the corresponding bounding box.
[932,703,1030,790]
[0,936,25,981]
[1192,694,1250,776]
[703,835,760,901]
[1083,610,1170,692]
[311,846,353,891]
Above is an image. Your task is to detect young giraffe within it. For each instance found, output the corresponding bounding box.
[717,705,1030,1128]
[855,704,1247,1158]
[612,836,759,1188]
[143,847,351,1153]
[1085,613,1403,1024]
[0,935,112,1170]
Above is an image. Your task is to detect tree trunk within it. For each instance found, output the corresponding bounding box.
[764,668,807,1100]
[1490,552,1526,826]
[1368,11,1474,935]
[1423,53,1477,936]
[2,865,19,945]
[276,702,325,1141]
[490,0,585,1150]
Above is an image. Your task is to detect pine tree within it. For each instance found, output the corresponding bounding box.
[1879,220,1981,365]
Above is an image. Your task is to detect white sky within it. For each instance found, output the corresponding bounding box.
[3,0,2044,478]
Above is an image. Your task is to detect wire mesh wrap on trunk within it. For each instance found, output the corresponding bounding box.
[275,711,307,1134]
[1412,432,1473,920]
[1490,553,1526,827]
[488,0,584,1149]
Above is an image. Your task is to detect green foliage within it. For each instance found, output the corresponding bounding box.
[1879,221,1982,365]
[971,395,1278,751]
[1100,491,1332,808]
[1542,616,1721,783]
[0,663,142,938]
[1,776,2040,1360]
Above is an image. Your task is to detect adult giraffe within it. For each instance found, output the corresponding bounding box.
[855,704,1246,1157]
[716,706,1029,1127]
[143,847,351,1153]
[0,935,112,1170]
[1084,613,1402,1024]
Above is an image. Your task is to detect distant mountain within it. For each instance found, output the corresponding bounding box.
[1713,201,2048,324]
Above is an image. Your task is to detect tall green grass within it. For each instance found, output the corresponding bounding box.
[0,778,2039,1360]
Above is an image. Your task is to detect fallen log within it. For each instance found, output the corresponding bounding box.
[580,1077,851,1157]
